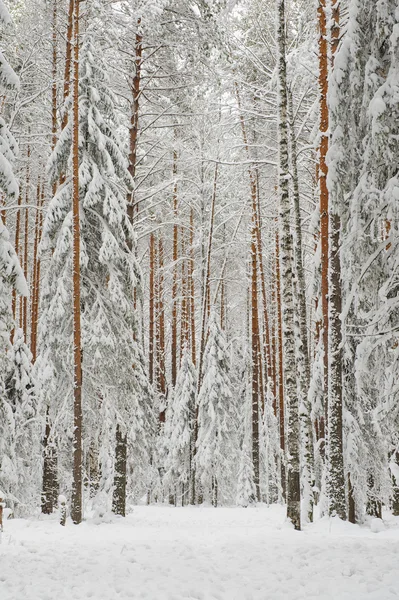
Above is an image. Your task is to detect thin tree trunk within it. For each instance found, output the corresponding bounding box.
[149,232,155,384]
[277,0,301,530]
[171,151,178,386]
[61,0,74,132]
[189,207,196,366]
[236,85,272,382]
[22,185,29,339]
[127,19,142,223]
[30,179,43,363]
[112,425,127,516]
[288,89,314,522]
[192,164,218,505]
[180,229,189,356]
[327,213,346,520]
[326,0,346,521]
[251,218,261,501]
[71,0,83,525]
[11,191,22,330]
[275,229,286,497]
[41,406,58,514]
[318,0,330,419]
[51,0,58,196]
[157,235,166,422]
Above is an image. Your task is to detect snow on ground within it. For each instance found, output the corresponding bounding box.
[1,505,399,600]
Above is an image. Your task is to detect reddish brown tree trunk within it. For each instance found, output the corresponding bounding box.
[171,151,178,385]
[127,19,142,224]
[149,232,155,385]
[61,0,74,132]
[30,179,43,362]
[71,0,83,525]
[189,208,196,366]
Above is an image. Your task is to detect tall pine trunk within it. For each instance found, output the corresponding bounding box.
[318,0,330,420]
[71,0,83,525]
[171,150,179,386]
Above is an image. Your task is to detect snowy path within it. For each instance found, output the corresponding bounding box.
[1,505,398,600]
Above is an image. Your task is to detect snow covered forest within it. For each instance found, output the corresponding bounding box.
[0,0,399,547]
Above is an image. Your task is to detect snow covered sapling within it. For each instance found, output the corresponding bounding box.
[196,311,237,506]
[164,347,197,505]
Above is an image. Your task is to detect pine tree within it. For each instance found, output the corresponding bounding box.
[39,0,153,519]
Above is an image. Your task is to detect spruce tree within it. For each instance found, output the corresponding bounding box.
[164,347,197,505]
[39,1,153,518]
[196,312,237,506]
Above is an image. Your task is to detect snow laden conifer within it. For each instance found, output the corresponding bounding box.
[0,0,29,510]
[2,329,38,514]
[196,311,237,506]
[236,439,256,508]
[327,0,399,519]
[164,346,197,505]
[39,2,154,516]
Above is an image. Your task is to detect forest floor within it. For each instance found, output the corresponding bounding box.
[1,504,399,600]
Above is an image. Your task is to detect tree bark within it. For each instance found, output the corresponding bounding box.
[275,229,286,498]
[71,0,83,525]
[327,212,346,519]
[288,89,314,522]
[318,0,330,417]
[61,0,74,132]
[149,232,155,384]
[41,407,58,514]
[171,151,178,386]
[112,425,127,516]
[189,208,196,366]
[277,0,301,530]
[30,179,43,363]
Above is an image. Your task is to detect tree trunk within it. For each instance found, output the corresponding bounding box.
[192,164,218,504]
[326,0,346,521]
[30,179,43,363]
[41,407,58,514]
[149,232,155,384]
[327,210,346,520]
[61,0,74,132]
[51,0,58,196]
[251,223,261,501]
[171,150,179,386]
[189,207,196,366]
[277,0,301,530]
[11,191,22,334]
[127,19,142,224]
[157,235,166,422]
[288,89,314,522]
[318,0,330,417]
[275,229,286,498]
[71,0,83,525]
[112,425,127,516]
[22,186,29,340]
